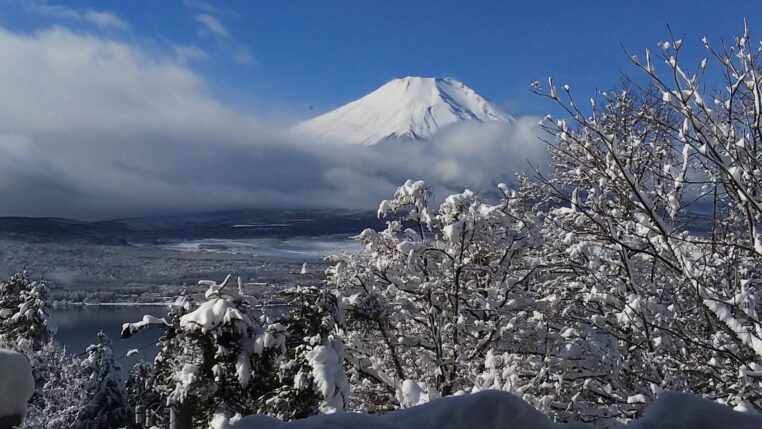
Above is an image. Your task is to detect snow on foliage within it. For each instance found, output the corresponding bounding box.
[0,348,34,418]
[304,335,349,413]
[72,331,131,428]
[0,272,51,352]
[121,314,170,338]
[123,275,348,427]
[331,178,543,412]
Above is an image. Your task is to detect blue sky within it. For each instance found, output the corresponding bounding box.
[2,0,760,121]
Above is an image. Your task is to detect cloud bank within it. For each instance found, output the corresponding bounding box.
[0,26,546,220]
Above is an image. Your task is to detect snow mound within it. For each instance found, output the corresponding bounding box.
[231,390,762,429]
[622,391,762,429]
[291,77,513,146]
[232,390,585,429]
[0,349,35,418]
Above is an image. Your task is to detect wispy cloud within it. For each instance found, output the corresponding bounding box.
[173,44,209,63]
[194,13,229,38]
[187,4,253,67]
[233,46,254,65]
[26,3,129,31]
[183,0,237,17]
[81,10,130,31]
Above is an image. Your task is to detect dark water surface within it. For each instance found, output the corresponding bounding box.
[49,305,168,372]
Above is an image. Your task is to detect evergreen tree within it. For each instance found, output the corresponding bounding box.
[263,284,346,419]
[73,332,131,429]
[126,361,163,429]
[124,277,288,426]
[0,272,51,351]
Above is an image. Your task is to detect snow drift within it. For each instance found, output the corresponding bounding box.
[291,76,513,145]
[231,390,762,429]
[0,349,34,419]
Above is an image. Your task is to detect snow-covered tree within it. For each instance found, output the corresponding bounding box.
[0,273,51,351]
[331,180,542,410]
[517,24,762,420]
[0,272,85,429]
[124,276,288,427]
[72,331,131,429]
[263,284,348,419]
[126,361,162,428]
[22,344,84,428]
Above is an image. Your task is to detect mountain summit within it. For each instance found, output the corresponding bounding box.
[291,77,513,146]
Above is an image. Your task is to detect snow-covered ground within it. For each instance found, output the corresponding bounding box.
[231,390,762,429]
[0,349,34,419]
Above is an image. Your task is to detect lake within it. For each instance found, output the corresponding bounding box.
[49,305,169,372]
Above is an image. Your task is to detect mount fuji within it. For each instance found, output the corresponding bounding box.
[291,76,513,146]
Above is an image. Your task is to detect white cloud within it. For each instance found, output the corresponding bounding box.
[190,11,255,66]
[174,44,209,62]
[0,26,545,220]
[82,10,130,31]
[194,13,229,38]
[26,3,129,31]
[233,46,254,65]
[183,0,237,17]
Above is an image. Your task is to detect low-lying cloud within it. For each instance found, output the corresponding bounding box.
[0,26,546,220]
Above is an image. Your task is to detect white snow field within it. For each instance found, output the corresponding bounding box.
[231,390,762,429]
[291,76,513,145]
[0,349,34,419]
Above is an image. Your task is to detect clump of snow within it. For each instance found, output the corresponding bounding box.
[180,298,251,333]
[305,335,349,414]
[231,390,762,429]
[397,379,434,408]
[121,314,170,338]
[0,349,35,419]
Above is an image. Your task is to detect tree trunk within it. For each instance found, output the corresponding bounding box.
[169,402,192,429]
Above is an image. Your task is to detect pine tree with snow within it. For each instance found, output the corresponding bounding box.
[262,284,348,419]
[0,272,83,429]
[126,361,163,428]
[0,272,51,351]
[73,331,131,429]
[124,277,288,427]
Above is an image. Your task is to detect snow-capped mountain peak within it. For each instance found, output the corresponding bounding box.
[291,76,513,145]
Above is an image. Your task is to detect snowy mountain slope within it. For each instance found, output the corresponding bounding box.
[291,77,513,145]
